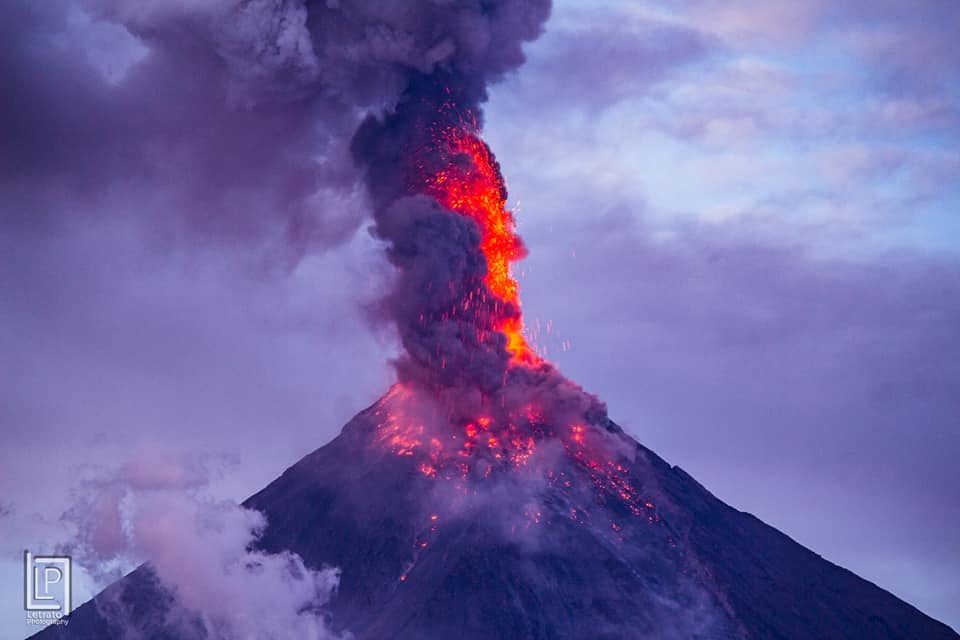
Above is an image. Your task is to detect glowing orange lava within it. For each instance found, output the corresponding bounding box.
[424,124,539,365]
[373,386,657,526]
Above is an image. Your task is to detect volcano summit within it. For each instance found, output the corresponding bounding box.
[31,0,959,638]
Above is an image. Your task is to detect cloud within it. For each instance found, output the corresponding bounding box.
[62,450,344,639]
[485,0,960,246]
[0,0,367,266]
[493,9,717,114]
[133,494,343,640]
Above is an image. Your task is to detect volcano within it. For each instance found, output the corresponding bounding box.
[33,103,959,640]
[35,385,959,639]
[35,89,959,640]
[28,2,959,636]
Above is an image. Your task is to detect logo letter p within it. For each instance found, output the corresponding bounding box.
[43,567,62,594]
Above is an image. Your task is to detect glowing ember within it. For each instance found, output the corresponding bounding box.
[376,389,542,479]
[373,386,657,523]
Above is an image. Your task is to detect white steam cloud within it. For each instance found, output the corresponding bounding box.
[62,449,344,639]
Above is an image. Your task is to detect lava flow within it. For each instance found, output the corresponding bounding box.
[372,384,657,531]
[420,117,539,365]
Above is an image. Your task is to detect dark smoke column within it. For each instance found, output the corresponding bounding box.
[343,2,551,397]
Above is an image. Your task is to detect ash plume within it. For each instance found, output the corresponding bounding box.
[3,0,584,417]
[337,1,551,397]
[3,0,545,261]
[341,7,611,431]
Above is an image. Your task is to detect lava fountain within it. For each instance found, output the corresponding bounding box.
[350,85,658,544]
[419,116,538,365]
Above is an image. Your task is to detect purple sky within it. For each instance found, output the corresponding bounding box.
[2,0,958,635]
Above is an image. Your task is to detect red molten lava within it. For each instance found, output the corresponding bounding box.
[423,123,539,365]
[372,386,657,527]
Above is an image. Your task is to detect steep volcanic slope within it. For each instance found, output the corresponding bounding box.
[242,394,741,640]
[253,409,959,640]
[37,391,958,640]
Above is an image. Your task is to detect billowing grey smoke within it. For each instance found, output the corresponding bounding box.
[2,0,545,260]
[2,0,556,392]
[303,0,608,428]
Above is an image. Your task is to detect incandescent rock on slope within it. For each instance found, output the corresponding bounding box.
[34,392,959,640]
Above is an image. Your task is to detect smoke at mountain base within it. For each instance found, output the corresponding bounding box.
[61,450,344,640]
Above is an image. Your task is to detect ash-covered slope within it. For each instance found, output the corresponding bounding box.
[35,391,958,640]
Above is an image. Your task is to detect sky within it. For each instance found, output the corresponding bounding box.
[1,0,958,636]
